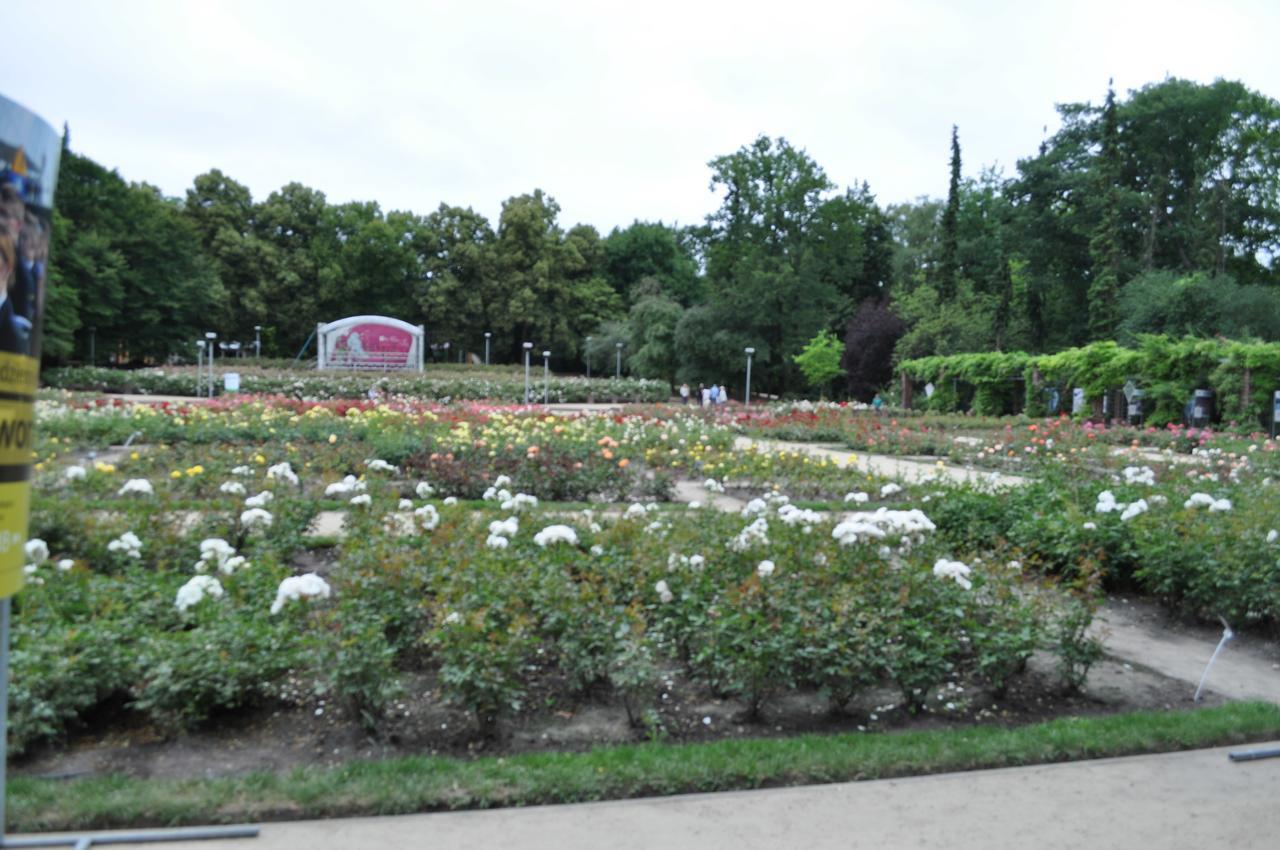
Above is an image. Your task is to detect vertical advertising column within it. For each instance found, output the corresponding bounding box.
[0,95,58,601]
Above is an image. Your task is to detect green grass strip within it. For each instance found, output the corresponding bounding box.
[11,702,1280,832]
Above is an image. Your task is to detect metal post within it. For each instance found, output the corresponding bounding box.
[522,342,533,404]
[205,332,217,398]
[88,326,95,367]
[585,336,592,380]
[542,350,550,405]
[195,341,204,397]
[1,597,9,843]
[744,347,755,407]
[254,325,261,359]
[615,342,623,379]
[484,332,491,366]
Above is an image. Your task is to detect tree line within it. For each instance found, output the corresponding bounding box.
[45,76,1280,397]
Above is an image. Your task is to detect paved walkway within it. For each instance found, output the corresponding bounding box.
[732,436,1028,488]
[30,741,1279,849]
[1096,599,1280,704]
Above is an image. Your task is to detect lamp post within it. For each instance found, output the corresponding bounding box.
[585,336,592,380]
[744,347,756,408]
[542,350,551,405]
[615,341,623,380]
[254,325,262,359]
[196,340,205,396]
[522,342,533,404]
[484,332,491,366]
[205,332,217,398]
[88,326,96,367]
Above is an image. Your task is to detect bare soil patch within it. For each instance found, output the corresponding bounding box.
[13,641,1214,782]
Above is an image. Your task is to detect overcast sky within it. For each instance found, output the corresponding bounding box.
[4,0,1278,233]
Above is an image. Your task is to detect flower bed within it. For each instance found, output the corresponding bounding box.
[19,396,1280,767]
[42,366,670,403]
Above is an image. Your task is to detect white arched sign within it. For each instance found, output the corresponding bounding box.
[317,316,425,371]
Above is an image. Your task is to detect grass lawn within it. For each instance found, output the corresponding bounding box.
[12,702,1280,832]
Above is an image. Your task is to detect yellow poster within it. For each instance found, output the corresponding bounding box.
[0,94,62,599]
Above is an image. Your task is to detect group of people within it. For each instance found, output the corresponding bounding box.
[678,382,729,407]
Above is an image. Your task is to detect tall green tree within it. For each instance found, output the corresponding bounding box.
[938,125,962,300]
[48,149,223,363]
[603,221,702,306]
[413,204,498,355]
[1087,83,1124,340]
[492,190,620,361]
[701,135,836,391]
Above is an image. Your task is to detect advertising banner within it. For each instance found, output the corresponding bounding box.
[0,95,60,598]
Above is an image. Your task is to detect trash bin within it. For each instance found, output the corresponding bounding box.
[1189,389,1214,428]
[1127,391,1144,426]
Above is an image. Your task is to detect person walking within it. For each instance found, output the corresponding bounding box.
[700,384,710,407]
[679,383,690,405]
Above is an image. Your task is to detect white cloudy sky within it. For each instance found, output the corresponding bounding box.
[4,0,1278,233]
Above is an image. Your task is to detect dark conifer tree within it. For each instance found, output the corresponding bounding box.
[938,125,962,300]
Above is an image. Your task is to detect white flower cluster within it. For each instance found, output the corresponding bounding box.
[1119,499,1149,522]
[482,475,513,501]
[195,538,248,575]
[533,524,579,547]
[654,579,674,603]
[487,516,518,548]
[270,572,331,615]
[241,507,274,530]
[843,491,870,504]
[365,458,399,473]
[626,502,660,519]
[219,480,247,495]
[117,478,154,497]
[175,574,224,613]
[703,478,726,494]
[879,483,903,498]
[349,493,372,507]
[324,475,367,496]
[245,490,274,508]
[667,552,706,572]
[831,508,936,547]
[1268,529,1279,544]
[107,531,143,559]
[933,558,973,590]
[266,462,299,486]
[501,492,538,512]
[741,498,769,518]
[24,538,48,566]
[728,517,770,552]
[415,481,435,499]
[1121,466,1156,486]
[1094,490,1123,513]
[756,559,776,578]
[1184,492,1232,512]
[64,465,87,481]
[231,465,253,476]
[415,504,441,531]
[778,503,823,529]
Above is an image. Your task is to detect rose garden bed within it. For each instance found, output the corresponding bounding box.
[10,395,1280,829]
